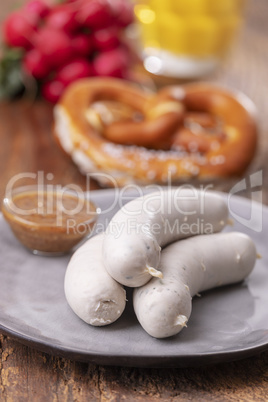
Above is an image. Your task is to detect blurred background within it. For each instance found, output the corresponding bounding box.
[0,0,267,115]
[0,0,267,198]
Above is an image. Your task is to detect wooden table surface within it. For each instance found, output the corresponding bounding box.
[0,1,268,400]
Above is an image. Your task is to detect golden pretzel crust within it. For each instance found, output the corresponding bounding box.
[54,77,258,186]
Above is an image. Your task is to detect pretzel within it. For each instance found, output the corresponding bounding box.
[54,78,257,186]
[157,84,258,176]
[74,78,184,148]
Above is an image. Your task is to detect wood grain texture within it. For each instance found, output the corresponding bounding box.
[1,334,268,401]
[0,0,268,400]
[0,100,97,203]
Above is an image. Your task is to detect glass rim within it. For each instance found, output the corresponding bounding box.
[2,184,98,228]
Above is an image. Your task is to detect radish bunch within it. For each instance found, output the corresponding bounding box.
[1,0,134,102]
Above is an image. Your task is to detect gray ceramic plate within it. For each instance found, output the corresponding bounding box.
[0,189,267,368]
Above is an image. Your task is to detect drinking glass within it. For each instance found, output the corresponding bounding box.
[134,0,246,78]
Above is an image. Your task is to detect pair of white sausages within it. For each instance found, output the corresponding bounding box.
[102,188,229,287]
[64,188,257,338]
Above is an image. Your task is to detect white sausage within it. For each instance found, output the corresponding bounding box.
[133,232,257,338]
[64,234,126,326]
[103,188,229,287]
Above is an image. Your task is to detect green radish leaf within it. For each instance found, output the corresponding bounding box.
[0,46,25,99]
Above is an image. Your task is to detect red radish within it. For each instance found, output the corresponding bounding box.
[93,47,128,78]
[71,34,93,57]
[45,4,78,33]
[2,12,36,49]
[92,27,120,51]
[34,28,73,68]
[42,79,65,103]
[56,59,93,85]
[76,0,112,30]
[22,48,49,79]
[24,0,50,19]
[111,0,134,28]
[1,0,136,102]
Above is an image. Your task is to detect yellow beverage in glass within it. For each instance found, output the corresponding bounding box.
[134,0,246,78]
